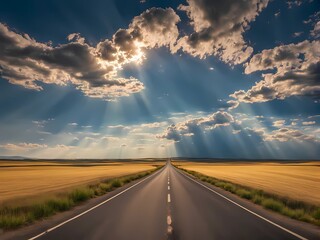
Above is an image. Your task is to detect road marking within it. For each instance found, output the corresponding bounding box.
[167,167,173,237]
[167,215,173,234]
[180,170,308,240]
[28,168,164,240]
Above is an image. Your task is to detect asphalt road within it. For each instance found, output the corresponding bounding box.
[5,162,319,240]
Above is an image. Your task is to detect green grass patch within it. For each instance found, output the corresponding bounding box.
[0,214,28,229]
[111,179,123,188]
[261,198,284,212]
[178,167,320,227]
[69,188,95,203]
[46,198,74,212]
[312,208,320,220]
[236,189,252,200]
[0,166,162,230]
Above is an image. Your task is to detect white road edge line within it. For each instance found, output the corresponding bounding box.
[168,193,171,203]
[28,168,164,240]
[168,186,170,190]
[180,170,308,240]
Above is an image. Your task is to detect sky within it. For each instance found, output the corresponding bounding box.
[0,0,319,159]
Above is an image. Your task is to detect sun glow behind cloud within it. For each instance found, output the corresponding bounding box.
[0,0,319,159]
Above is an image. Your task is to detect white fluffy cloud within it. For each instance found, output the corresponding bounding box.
[311,21,320,39]
[0,142,48,151]
[264,128,319,142]
[273,120,286,127]
[226,100,240,110]
[159,110,320,144]
[172,0,269,64]
[158,111,234,141]
[0,8,180,100]
[232,126,319,143]
[231,40,320,103]
[302,121,316,125]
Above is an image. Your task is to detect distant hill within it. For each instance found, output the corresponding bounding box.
[0,156,30,160]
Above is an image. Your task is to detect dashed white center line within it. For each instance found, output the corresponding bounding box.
[167,216,173,234]
[167,170,173,237]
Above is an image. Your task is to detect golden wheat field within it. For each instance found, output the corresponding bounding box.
[0,160,162,204]
[176,161,320,205]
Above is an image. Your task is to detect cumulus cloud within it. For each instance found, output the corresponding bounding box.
[140,122,167,128]
[231,124,319,143]
[287,0,303,8]
[273,120,285,127]
[264,128,319,142]
[32,120,48,128]
[231,40,320,103]
[0,142,47,151]
[302,121,316,125]
[159,110,319,144]
[129,7,180,50]
[286,0,313,9]
[311,21,320,39]
[0,143,77,157]
[293,31,303,37]
[158,111,234,141]
[226,100,240,110]
[0,23,143,100]
[0,8,180,100]
[172,0,269,64]
[107,125,131,130]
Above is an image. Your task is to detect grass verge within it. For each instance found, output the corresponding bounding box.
[0,166,162,230]
[177,166,320,226]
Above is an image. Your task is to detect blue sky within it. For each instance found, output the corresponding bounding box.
[0,0,319,159]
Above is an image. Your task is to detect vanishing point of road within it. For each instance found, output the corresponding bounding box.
[3,162,320,240]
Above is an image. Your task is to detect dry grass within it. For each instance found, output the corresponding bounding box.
[0,160,162,205]
[174,161,320,205]
[178,167,320,226]
[0,166,162,229]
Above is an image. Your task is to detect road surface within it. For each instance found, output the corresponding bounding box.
[3,162,319,240]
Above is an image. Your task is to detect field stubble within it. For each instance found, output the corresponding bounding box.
[175,161,320,226]
[0,160,163,230]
